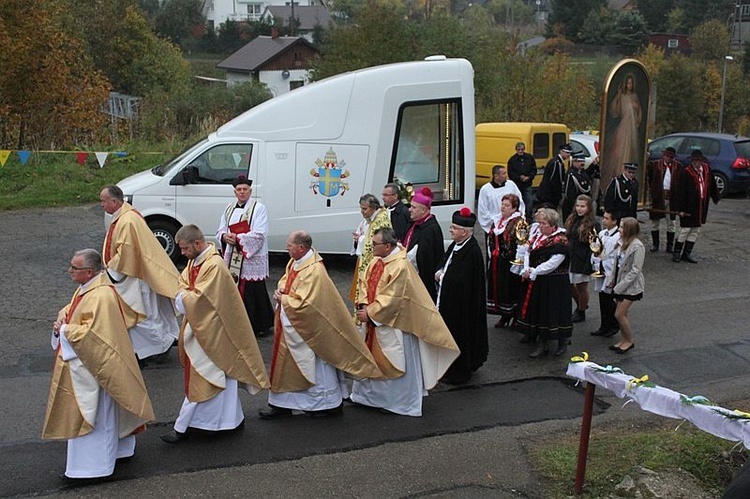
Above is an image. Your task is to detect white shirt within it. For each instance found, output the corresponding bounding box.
[477,180,525,233]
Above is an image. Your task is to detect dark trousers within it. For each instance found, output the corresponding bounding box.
[239,279,275,333]
[597,291,618,332]
[520,185,534,221]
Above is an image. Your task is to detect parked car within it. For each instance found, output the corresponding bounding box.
[647,133,750,197]
[570,132,599,168]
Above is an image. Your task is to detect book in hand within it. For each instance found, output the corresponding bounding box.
[228,220,250,234]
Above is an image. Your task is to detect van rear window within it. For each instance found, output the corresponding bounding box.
[532,133,548,158]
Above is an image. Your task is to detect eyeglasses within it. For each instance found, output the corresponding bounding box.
[68,265,94,272]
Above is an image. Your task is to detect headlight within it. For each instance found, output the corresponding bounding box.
[124,194,133,204]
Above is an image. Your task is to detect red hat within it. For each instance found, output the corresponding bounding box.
[452,207,476,227]
[412,187,434,208]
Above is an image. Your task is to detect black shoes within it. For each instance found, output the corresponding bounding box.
[258,405,294,420]
[160,430,188,444]
[615,343,635,354]
[305,403,344,419]
[591,328,619,337]
[571,309,586,323]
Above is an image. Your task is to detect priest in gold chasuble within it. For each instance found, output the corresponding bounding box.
[43,249,154,480]
[352,227,460,417]
[100,185,180,362]
[160,225,269,444]
[260,230,381,420]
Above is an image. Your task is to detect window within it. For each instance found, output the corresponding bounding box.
[184,144,253,184]
[532,133,549,158]
[742,4,750,16]
[570,140,589,157]
[391,100,464,204]
[552,132,568,154]
[667,39,679,48]
[246,3,262,18]
[648,137,683,156]
[681,137,720,157]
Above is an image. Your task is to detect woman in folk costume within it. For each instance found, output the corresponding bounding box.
[349,193,391,302]
[517,208,573,358]
[564,194,599,324]
[486,193,523,328]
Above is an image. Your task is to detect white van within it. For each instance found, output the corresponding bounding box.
[112,56,477,261]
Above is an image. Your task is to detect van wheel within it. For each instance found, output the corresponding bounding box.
[148,220,181,264]
[713,172,727,198]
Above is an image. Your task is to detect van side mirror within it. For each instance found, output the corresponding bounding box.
[170,166,199,186]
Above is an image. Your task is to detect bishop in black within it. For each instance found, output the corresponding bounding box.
[435,208,488,385]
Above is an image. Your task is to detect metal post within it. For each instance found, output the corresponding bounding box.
[574,382,596,495]
[718,55,734,133]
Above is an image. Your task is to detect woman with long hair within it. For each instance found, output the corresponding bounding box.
[606,217,645,354]
[565,195,599,323]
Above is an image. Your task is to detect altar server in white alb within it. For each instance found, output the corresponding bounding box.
[216,175,275,337]
[43,249,154,480]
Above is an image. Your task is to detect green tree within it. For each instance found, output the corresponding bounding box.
[580,7,614,45]
[484,0,535,27]
[608,11,649,55]
[691,19,731,62]
[665,7,687,34]
[673,0,734,33]
[634,0,675,32]
[652,54,703,134]
[0,0,110,149]
[155,0,205,46]
[546,0,605,42]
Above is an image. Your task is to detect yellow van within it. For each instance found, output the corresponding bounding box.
[475,122,570,190]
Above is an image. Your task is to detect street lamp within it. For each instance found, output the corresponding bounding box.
[718,55,734,133]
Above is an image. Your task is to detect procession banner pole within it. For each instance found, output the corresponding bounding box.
[574,382,596,495]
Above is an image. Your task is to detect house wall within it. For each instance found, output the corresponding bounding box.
[260,44,318,71]
[225,69,311,97]
[206,0,318,25]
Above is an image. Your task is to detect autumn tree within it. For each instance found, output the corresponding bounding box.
[61,0,191,96]
[691,19,731,62]
[0,0,110,149]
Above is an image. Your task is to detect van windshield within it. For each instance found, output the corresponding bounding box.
[152,139,209,176]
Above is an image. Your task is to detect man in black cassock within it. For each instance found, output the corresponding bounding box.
[435,208,488,384]
[382,183,411,243]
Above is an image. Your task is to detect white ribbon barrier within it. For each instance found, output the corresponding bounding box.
[567,358,750,449]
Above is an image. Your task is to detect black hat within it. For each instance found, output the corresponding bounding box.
[232,175,253,187]
[560,143,573,153]
[624,162,638,171]
[572,152,586,161]
[690,149,705,160]
[663,147,676,157]
[452,207,476,228]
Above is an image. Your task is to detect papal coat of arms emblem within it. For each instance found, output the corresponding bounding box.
[309,147,350,197]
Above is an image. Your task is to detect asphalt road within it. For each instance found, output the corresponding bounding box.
[0,198,748,497]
